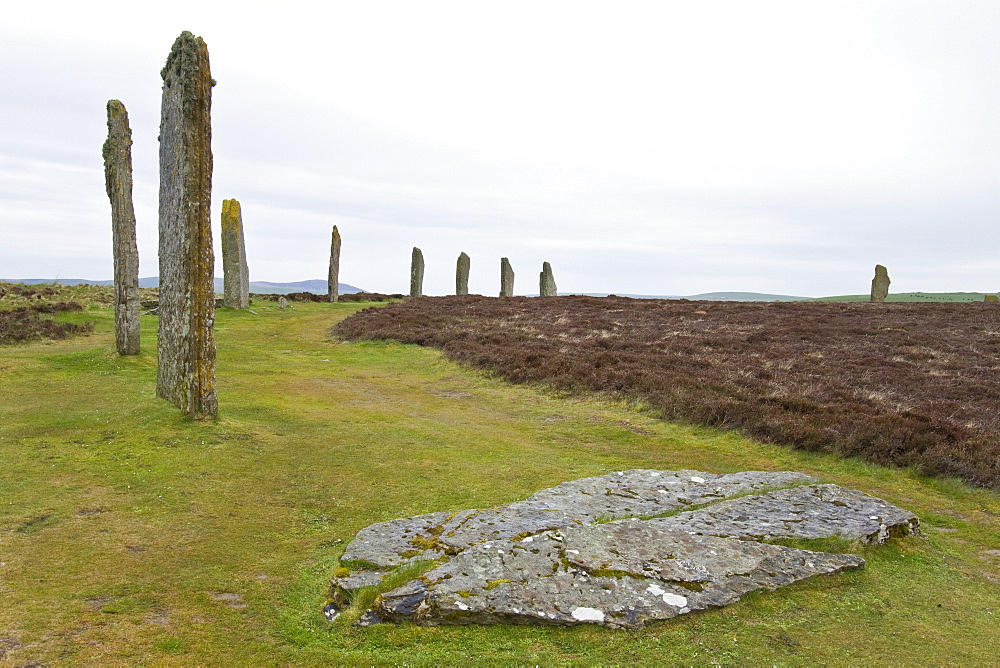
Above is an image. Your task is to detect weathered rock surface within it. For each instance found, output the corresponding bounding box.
[539,261,557,297]
[156,31,217,419]
[410,247,424,298]
[103,99,141,355]
[373,526,863,630]
[650,483,918,544]
[221,199,249,308]
[331,470,916,628]
[340,470,813,568]
[870,264,890,302]
[500,257,514,297]
[328,225,341,302]
[456,252,470,295]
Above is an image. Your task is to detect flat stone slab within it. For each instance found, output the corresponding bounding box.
[340,469,815,568]
[332,470,917,629]
[651,483,918,544]
[373,527,863,630]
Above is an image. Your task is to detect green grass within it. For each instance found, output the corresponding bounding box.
[812,291,996,302]
[0,298,998,664]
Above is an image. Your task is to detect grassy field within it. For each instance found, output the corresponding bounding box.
[1,299,998,664]
[813,292,996,302]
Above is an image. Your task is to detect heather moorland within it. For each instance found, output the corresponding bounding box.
[337,295,1000,489]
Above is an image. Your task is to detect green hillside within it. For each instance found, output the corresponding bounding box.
[813,292,996,303]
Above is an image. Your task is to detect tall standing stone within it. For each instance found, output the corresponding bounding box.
[456,252,470,295]
[156,31,217,419]
[221,198,249,308]
[539,261,557,297]
[410,247,424,298]
[102,99,140,356]
[870,264,890,303]
[500,257,514,297]
[328,225,342,302]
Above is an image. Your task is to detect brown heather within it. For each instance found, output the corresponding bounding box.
[251,291,404,303]
[0,302,91,344]
[336,295,1000,489]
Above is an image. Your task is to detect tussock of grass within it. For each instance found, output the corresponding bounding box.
[0,299,997,664]
[339,559,440,623]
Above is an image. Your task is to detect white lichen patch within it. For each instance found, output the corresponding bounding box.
[662,592,688,607]
[690,476,706,483]
[647,583,687,607]
[571,606,605,622]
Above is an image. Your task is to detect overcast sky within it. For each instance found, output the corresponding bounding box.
[1,1,997,297]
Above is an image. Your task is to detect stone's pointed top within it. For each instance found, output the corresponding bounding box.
[459,251,469,259]
[161,31,210,82]
[221,198,241,220]
[332,225,341,240]
[106,99,127,116]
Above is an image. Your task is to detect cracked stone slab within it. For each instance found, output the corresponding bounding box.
[332,469,917,629]
[339,469,814,570]
[373,527,863,630]
[651,483,919,544]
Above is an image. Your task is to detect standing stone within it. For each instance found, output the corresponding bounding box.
[102,99,141,355]
[456,252,470,295]
[500,257,514,297]
[156,31,217,419]
[410,247,425,298]
[277,296,288,310]
[870,264,890,302]
[539,261,557,297]
[220,199,249,308]
[328,225,342,302]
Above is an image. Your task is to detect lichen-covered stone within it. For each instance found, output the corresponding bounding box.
[410,247,424,298]
[337,470,815,570]
[870,264,890,302]
[371,526,863,629]
[500,257,514,297]
[328,226,342,302]
[650,483,919,544]
[156,31,217,419]
[539,261,557,297]
[333,470,917,629]
[456,252,470,295]
[221,199,249,308]
[102,99,140,355]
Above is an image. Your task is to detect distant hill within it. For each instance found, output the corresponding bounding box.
[812,292,996,303]
[564,291,811,301]
[4,277,365,295]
